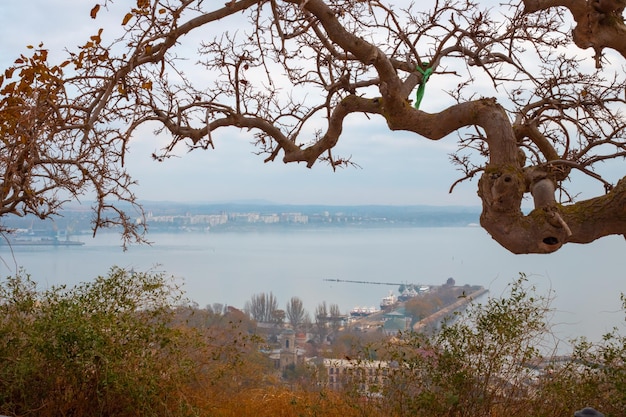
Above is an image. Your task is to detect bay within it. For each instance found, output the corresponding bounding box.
[1,226,624,348]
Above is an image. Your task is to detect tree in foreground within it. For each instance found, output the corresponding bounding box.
[2,0,626,253]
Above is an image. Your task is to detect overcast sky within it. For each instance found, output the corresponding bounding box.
[0,1,616,206]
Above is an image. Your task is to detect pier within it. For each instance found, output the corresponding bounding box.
[412,288,489,332]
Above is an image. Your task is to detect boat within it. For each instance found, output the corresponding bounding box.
[398,286,419,302]
[1,237,85,246]
[380,291,397,309]
[0,231,85,246]
[350,307,368,317]
[350,306,378,317]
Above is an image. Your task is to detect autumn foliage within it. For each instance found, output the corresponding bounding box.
[0,269,623,416]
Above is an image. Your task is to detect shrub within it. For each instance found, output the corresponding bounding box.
[537,294,626,416]
[1,269,624,417]
[359,274,626,417]
[0,267,198,416]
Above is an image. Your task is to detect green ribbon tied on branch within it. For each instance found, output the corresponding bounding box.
[414,63,433,110]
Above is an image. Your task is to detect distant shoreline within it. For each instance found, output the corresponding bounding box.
[3,203,483,236]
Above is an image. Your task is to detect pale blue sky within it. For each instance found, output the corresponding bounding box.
[0,2,617,206]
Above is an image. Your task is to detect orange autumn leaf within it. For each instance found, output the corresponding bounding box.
[122,13,133,25]
[90,4,100,19]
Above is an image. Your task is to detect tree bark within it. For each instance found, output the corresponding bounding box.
[382,95,626,253]
[523,0,626,62]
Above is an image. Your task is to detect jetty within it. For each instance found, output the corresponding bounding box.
[412,287,489,332]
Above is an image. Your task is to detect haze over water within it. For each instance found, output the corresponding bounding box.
[1,226,623,350]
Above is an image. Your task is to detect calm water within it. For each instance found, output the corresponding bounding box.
[1,227,624,347]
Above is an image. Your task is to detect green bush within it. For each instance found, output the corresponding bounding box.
[359,275,626,417]
[0,267,199,417]
[538,294,626,416]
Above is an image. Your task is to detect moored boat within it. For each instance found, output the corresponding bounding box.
[380,291,397,309]
[0,233,85,246]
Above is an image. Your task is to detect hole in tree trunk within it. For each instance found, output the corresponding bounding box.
[542,236,559,245]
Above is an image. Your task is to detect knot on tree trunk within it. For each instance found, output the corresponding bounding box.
[478,167,573,254]
[479,166,525,213]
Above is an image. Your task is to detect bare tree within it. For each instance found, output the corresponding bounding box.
[0,45,144,245]
[244,292,279,323]
[315,301,329,342]
[329,303,343,332]
[3,0,626,253]
[286,296,307,331]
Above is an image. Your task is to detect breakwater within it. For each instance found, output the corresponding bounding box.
[412,287,489,332]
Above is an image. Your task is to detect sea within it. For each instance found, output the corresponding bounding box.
[1,226,624,350]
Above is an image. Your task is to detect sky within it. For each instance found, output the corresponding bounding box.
[0,1,619,207]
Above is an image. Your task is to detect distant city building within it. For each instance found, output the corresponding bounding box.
[143,210,308,230]
[320,358,389,392]
[269,329,307,371]
[1,204,481,234]
[280,212,308,223]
